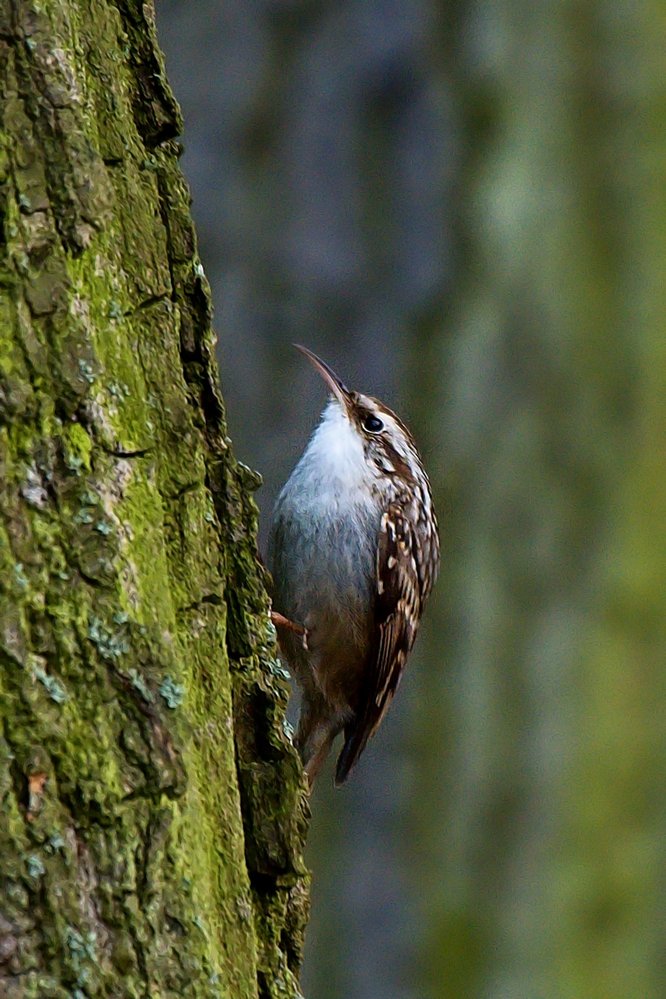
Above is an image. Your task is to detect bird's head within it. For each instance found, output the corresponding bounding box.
[295,344,420,483]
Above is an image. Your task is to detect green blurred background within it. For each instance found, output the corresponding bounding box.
[156,3,666,996]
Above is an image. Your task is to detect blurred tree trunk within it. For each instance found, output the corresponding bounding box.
[416,4,666,997]
[154,2,665,997]
[0,2,307,997]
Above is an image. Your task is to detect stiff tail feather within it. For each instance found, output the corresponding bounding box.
[334,718,372,785]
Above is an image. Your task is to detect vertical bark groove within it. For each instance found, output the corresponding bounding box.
[0,2,308,996]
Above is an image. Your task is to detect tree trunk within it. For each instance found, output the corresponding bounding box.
[415,4,666,997]
[0,2,308,997]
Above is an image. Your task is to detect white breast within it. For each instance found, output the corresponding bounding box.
[285,398,373,515]
[269,398,379,642]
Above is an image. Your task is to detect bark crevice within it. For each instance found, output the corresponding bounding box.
[0,2,308,996]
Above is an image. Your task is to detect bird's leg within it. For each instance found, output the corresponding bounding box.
[270,610,309,649]
[270,610,304,635]
[303,736,334,789]
[296,694,345,789]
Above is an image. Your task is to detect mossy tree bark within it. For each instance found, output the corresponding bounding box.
[0,2,308,997]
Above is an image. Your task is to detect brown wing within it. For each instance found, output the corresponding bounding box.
[335,503,422,784]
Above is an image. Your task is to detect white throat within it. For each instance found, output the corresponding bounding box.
[299,399,368,495]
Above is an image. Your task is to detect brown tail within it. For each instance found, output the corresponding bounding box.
[334,718,371,785]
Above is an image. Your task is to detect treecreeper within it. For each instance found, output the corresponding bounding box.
[268,346,440,786]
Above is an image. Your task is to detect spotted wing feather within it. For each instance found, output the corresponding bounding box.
[335,503,421,784]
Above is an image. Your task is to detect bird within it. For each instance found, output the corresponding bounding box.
[268,345,439,786]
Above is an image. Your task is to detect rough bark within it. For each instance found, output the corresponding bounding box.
[0,2,308,997]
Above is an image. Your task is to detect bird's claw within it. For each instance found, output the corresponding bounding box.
[270,610,308,649]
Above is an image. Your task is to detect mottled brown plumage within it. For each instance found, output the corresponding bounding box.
[268,346,440,786]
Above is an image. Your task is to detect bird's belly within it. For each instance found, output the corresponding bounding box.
[269,496,378,709]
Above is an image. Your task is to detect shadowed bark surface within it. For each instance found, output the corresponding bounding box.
[0,2,308,996]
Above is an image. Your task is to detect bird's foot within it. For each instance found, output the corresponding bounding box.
[270,610,309,650]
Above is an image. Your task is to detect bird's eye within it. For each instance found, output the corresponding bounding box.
[363,415,384,434]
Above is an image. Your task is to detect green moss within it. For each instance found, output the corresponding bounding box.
[0,0,308,993]
[61,423,93,473]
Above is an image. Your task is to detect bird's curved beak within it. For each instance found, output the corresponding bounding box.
[294,344,350,409]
